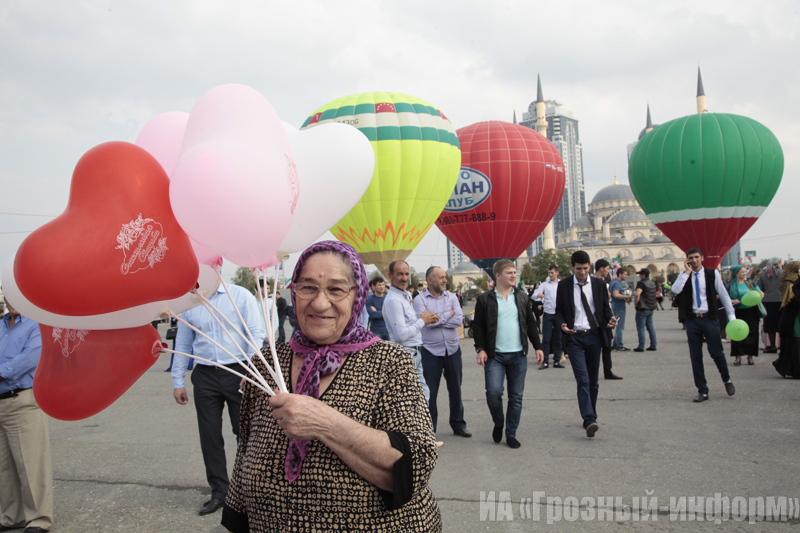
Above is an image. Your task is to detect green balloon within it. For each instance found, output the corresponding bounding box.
[726,319,749,342]
[741,291,762,307]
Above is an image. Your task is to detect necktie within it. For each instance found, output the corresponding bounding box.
[580,281,599,332]
[694,272,701,310]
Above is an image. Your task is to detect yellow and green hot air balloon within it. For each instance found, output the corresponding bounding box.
[301,92,461,274]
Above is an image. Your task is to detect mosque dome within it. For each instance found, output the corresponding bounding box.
[571,214,592,228]
[557,240,582,249]
[631,236,651,244]
[640,254,655,260]
[591,183,636,204]
[447,262,481,275]
[581,237,606,246]
[610,210,649,223]
[611,237,630,245]
[661,253,676,259]
[621,255,634,262]
[651,235,671,243]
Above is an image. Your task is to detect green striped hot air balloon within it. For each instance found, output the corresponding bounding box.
[628,113,783,268]
[300,92,461,274]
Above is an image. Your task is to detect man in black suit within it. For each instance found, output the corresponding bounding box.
[555,251,617,438]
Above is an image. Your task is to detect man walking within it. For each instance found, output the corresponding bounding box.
[366,277,390,341]
[172,281,265,516]
[595,260,622,380]
[534,265,564,370]
[671,248,736,402]
[609,268,631,351]
[0,300,52,533]
[474,260,544,449]
[275,290,288,343]
[414,267,470,438]
[382,260,437,403]
[555,251,616,438]
[633,268,657,352]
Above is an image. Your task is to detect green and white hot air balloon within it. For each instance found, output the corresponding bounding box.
[628,113,783,268]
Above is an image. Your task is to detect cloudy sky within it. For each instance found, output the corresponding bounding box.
[1,0,797,284]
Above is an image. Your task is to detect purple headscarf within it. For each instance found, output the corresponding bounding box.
[285,241,379,482]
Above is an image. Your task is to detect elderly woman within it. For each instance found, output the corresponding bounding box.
[222,241,440,532]
[728,265,764,366]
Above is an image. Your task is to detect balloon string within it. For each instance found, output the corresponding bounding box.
[267,263,288,393]
[195,298,275,391]
[215,269,288,393]
[192,291,279,387]
[161,347,274,396]
[166,310,272,393]
[252,266,284,390]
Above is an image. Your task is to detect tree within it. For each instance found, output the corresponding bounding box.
[528,248,575,281]
[231,267,256,294]
[667,272,679,284]
[446,272,455,291]
[519,262,536,285]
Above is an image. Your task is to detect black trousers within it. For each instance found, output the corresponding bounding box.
[191,363,242,500]
[602,344,613,375]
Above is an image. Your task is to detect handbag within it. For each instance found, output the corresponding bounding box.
[166,327,178,340]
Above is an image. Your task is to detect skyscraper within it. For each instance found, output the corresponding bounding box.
[446,238,468,269]
[519,76,586,256]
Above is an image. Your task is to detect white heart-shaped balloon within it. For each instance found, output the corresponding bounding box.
[277,122,375,254]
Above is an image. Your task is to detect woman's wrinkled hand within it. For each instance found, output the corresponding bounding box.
[269,392,336,440]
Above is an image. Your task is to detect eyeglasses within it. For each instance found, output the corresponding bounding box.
[293,283,356,302]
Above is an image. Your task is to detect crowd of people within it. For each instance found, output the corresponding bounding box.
[2,242,798,532]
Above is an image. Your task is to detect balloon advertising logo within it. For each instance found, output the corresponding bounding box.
[116,214,169,275]
[443,168,492,213]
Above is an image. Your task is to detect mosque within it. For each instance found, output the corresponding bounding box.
[553,173,682,277]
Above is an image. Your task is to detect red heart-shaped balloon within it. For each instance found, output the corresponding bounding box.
[14,141,199,316]
[34,324,165,421]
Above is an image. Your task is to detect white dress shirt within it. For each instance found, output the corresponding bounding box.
[572,276,596,331]
[534,279,559,314]
[672,269,736,322]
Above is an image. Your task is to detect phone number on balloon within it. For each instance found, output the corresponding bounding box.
[438,212,496,226]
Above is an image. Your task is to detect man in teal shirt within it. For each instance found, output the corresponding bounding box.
[473,260,543,449]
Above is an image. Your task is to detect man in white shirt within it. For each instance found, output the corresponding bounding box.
[534,265,564,369]
[382,260,437,402]
[670,247,736,403]
[554,251,617,438]
[171,282,265,516]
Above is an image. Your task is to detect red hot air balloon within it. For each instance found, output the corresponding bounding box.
[435,121,565,274]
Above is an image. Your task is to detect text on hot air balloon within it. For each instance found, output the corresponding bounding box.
[443,167,492,213]
[437,212,497,226]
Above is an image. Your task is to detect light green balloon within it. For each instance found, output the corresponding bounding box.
[726,319,749,342]
[741,291,762,307]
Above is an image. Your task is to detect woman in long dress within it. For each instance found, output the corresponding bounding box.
[728,265,763,366]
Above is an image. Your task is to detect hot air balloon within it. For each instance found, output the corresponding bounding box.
[301,92,461,274]
[435,121,566,277]
[629,113,783,268]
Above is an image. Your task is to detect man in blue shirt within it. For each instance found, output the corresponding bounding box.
[473,260,544,449]
[609,268,631,351]
[366,277,389,341]
[382,260,437,403]
[413,267,469,438]
[171,282,265,516]
[0,300,52,533]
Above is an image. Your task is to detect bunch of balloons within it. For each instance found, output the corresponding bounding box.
[3,84,375,420]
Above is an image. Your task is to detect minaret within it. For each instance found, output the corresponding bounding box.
[513,107,517,124]
[537,73,556,251]
[535,73,548,136]
[696,66,707,114]
[645,103,654,134]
